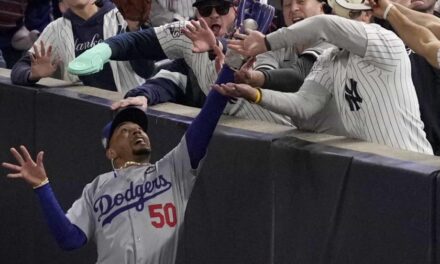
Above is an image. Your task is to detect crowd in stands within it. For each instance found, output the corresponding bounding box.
[2,0,440,155]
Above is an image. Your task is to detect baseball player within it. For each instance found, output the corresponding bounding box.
[220,0,433,154]
[1,87,229,263]
[67,0,294,126]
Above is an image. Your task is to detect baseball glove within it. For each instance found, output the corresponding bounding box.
[112,0,152,25]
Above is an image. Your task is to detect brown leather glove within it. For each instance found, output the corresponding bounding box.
[113,0,152,25]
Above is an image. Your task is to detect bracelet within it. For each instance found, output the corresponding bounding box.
[254,87,262,104]
[33,178,49,189]
[383,4,395,20]
[264,36,272,51]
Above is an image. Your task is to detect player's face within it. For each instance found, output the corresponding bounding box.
[109,122,151,162]
[196,2,237,37]
[283,0,324,26]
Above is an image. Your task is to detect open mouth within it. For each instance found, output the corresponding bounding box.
[211,24,222,36]
[134,138,146,146]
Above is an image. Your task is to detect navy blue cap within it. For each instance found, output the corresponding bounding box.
[102,107,149,149]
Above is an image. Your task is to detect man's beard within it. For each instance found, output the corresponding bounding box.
[133,147,151,157]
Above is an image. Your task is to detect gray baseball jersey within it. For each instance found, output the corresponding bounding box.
[66,138,197,264]
[262,15,433,154]
[154,21,294,126]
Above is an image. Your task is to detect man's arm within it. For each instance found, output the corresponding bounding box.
[185,90,228,169]
[260,80,331,120]
[393,3,440,38]
[125,78,184,106]
[10,54,38,85]
[260,55,315,92]
[385,5,440,68]
[267,15,369,57]
[1,147,87,250]
[35,184,87,250]
[105,28,168,61]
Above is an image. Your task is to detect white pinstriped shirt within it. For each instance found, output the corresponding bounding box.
[262,15,433,154]
[29,8,144,93]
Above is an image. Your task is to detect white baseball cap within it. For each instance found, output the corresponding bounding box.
[327,0,372,18]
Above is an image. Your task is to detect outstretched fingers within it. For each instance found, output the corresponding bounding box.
[2,162,22,178]
[36,151,44,168]
[9,147,25,165]
[19,145,36,166]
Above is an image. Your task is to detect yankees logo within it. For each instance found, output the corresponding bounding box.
[165,23,184,38]
[93,175,172,226]
[344,79,363,111]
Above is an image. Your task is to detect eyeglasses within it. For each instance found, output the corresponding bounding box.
[198,3,232,17]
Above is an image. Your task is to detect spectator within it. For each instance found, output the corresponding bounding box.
[220,1,433,154]
[232,0,347,136]
[68,0,293,125]
[11,0,152,92]
[368,0,440,154]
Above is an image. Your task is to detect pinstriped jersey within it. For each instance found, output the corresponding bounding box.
[305,22,433,154]
[154,21,293,126]
[253,41,349,137]
[28,8,144,93]
[263,15,432,153]
[66,138,197,264]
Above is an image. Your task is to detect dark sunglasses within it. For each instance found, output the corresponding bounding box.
[198,3,232,17]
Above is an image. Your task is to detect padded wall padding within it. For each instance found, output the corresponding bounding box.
[0,79,38,263]
[177,127,284,264]
[270,137,353,264]
[329,154,437,264]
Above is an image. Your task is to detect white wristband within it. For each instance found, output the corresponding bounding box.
[383,4,395,20]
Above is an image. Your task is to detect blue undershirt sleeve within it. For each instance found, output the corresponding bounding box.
[185,90,228,169]
[34,184,87,251]
[125,78,184,106]
[105,28,167,61]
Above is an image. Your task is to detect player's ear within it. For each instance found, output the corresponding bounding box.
[106,148,117,160]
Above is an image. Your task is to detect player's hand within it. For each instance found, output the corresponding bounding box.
[2,146,48,188]
[366,0,392,18]
[29,41,59,81]
[212,82,259,102]
[228,30,267,57]
[111,96,148,112]
[68,42,112,76]
[182,18,217,53]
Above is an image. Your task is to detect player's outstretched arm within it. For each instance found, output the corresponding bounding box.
[2,146,87,250]
[185,89,228,169]
[68,28,168,76]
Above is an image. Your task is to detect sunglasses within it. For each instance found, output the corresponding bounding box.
[198,3,232,17]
